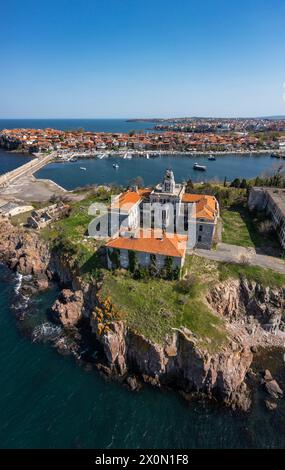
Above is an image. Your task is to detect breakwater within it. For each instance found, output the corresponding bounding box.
[0,153,54,189]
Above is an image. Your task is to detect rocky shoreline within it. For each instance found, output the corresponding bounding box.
[1,217,284,412]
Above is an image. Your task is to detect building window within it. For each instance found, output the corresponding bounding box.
[199,225,203,232]
[198,235,202,242]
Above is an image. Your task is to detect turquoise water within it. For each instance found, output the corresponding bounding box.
[1,264,285,449]
[0,149,33,175]
[36,153,276,190]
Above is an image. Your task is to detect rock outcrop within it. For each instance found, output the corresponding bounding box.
[207,278,285,334]
[90,318,253,410]
[0,218,50,287]
[51,289,84,327]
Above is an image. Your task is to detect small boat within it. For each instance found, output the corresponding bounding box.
[193,162,207,171]
[70,157,78,162]
[80,167,87,171]
[146,153,150,159]
[124,152,132,159]
[208,155,216,161]
[113,163,119,169]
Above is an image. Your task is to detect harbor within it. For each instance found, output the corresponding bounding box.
[35,152,278,190]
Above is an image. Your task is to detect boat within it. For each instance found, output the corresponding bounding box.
[70,157,78,162]
[193,162,207,171]
[146,153,150,159]
[97,153,106,159]
[124,152,132,159]
[80,167,87,171]
[113,163,119,169]
[208,155,216,161]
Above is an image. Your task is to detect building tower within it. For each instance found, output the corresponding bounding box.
[162,168,175,193]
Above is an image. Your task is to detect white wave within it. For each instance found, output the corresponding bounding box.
[14,273,23,294]
[32,322,62,342]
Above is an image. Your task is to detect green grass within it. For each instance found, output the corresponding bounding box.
[11,210,33,227]
[185,255,285,289]
[222,204,281,253]
[217,262,285,288]
[101,271,227,350]
[39,191,113,281]
[222,206,256,247]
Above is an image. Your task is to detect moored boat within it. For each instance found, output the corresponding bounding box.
[193,162,207,171]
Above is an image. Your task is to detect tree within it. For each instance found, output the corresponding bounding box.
[230,178,241,188]
[254,176,262,186]
[185,179,194,193]
[128,250,137,273]
[129,176,144,189]
[240,178,248,189]
[223,176,227,187]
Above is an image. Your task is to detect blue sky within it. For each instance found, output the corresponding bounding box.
[1,0,285,118]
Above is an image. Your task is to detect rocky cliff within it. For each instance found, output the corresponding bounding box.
[207,278,285,336]
[1,218,283,411]
[0,217,50,288]
[89,307,252,410]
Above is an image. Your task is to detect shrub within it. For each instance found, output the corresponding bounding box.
[176,274,200,296]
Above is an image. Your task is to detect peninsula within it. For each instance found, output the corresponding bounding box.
[1,120,285,156]
[1,161,285,412]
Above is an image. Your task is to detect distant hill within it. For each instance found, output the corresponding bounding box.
[262,115,285,120]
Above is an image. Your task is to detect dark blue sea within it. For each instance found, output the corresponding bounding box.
[1,265,285,449]
[0,118,155,133]
[0,149,33,175]
[36,153,276,189]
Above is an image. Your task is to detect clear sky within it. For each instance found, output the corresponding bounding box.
[1,0,285,118]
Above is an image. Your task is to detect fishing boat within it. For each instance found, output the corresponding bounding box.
[193,162,207,171]
[113,163,119,169]
[208,155,216,161]
[80,167,87,171]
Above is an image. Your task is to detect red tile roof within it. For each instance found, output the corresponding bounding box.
[106,229,187,258]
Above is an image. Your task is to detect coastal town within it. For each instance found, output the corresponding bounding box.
[1,118,285,156]
[1,120,285,433]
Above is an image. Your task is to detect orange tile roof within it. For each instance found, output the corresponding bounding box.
[111,188,152,211]
[111,191,142,211]
[137,188,152,198]
[182,193,217,220]
[106,229,187,258]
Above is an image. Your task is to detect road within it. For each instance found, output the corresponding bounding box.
[194,242,285,274]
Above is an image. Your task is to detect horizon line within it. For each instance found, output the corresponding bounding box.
[0,115,285,120]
